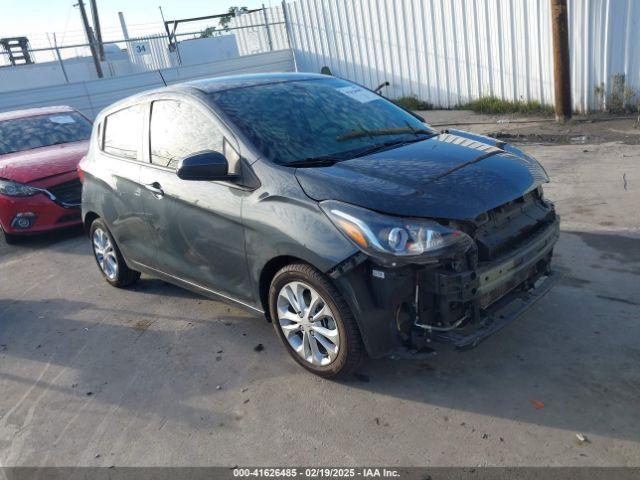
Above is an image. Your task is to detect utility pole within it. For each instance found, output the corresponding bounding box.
[89,0,104,60]
[48,32,69,83]
[281,0,296,69]
[262,4,273,51]
[160,5,182,66]
[118,12,130,41]
[77,0,103,78]
[550,0,571,121]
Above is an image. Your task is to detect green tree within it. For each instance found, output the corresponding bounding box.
[219,6,249,31]
[199,26,217,38]
[200,6,249,37]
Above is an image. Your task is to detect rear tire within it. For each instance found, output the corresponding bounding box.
[89,218,140,288]
[269,263,363,378]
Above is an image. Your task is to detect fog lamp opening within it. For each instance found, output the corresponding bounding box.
[11,213,36,229]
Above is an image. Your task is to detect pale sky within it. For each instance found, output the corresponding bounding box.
[0,0,273,48]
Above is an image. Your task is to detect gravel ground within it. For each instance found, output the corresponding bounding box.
[0,114,639,467]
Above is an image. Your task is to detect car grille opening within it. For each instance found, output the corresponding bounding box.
[470,191,556,263]
[49,179,82,206]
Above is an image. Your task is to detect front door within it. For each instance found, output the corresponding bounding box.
[138,98,252,303]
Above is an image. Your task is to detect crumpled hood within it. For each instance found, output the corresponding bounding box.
[295,131,548,221]
[0,140,89,184]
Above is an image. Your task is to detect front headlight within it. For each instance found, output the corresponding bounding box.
[0,179,40,197]
[320,200,473,265]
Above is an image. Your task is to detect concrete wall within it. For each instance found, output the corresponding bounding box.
[0,49,295,119]
[178,35,240,66]
[0,57,141,91]
[0,5,290,93]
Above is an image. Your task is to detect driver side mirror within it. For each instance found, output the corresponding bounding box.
[176,150,238,181]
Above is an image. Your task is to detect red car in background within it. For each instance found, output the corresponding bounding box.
[0,106,92,244]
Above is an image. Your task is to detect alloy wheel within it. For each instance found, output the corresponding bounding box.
[92,227,118,280]
[276,281,340,366]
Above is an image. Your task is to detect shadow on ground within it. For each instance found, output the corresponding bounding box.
[0,225,85,259]
[1,229,639,451]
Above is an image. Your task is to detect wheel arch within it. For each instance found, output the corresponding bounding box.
[258,255,308,318]
[83,211,100,235]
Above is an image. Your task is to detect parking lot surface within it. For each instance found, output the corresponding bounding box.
[1,120,639,466]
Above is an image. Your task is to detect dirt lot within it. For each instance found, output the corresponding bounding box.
[1,112,639,467]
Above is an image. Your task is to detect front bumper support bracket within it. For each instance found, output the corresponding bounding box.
[436,272,559,350]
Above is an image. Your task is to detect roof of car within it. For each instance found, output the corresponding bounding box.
[96,73,334,120]
[0,105,76,122]
[181,72,329,94]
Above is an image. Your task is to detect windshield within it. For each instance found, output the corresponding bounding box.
[0,112,92,156]
[209,77,432,165]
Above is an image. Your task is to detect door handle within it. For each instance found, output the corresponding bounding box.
[144,182,164,198]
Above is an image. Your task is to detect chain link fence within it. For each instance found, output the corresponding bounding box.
[0,4,290,93]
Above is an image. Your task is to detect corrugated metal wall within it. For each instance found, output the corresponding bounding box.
[0,50,295,119]
[569,0,640,112]
[231,5,290,55]
[285,0,640,112]
[126,35,176,72]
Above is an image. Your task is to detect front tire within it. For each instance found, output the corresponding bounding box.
[269,263,363,378]
[90,218,140,288]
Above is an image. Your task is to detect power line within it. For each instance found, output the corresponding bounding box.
[59,0,76,45]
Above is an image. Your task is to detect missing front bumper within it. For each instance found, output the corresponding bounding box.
[420,217,559,306]
[410,218,559,351]
[432,271,558,350]
[330,217,560,358]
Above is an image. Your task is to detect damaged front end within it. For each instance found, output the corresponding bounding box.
[325,188,559,358]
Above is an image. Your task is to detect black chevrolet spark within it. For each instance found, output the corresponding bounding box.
[80,73,559,377]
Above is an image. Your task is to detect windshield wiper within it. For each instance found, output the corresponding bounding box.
[285,156,342,168]
[285,126,437,167]
[337,126,435,142]
[350,135,433,159]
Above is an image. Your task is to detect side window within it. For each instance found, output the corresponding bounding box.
[103,105,142,160]
[150,100,226,171]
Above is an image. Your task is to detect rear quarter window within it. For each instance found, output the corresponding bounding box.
[102,105,143,161]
